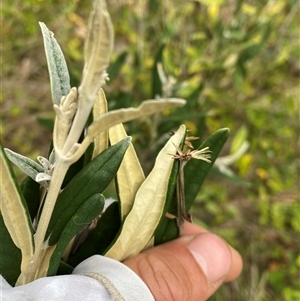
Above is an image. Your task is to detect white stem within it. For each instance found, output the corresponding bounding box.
[23,158,70,283]
[62,91,93,155]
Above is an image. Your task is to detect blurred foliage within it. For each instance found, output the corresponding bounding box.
[1,0,299,299]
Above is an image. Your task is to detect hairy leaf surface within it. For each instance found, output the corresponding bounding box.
[39,22,71,105]
[4,148,43,181]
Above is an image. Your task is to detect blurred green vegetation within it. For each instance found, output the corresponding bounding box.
[2,0,299,299]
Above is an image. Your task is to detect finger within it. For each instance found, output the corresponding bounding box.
[124,232,235,301]
[181,221,243,282]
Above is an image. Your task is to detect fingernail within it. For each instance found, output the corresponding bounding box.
[187,233,232,283]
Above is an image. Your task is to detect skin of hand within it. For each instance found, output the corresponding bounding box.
[124,221,243,301]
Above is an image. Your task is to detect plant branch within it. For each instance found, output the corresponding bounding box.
[22,158,70,283]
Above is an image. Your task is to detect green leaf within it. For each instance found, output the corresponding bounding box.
[0,212,22,286]
[154,216,179,245]
[46,137,130,245]
[184,83,205,110]
[68,201,121,267]
[151,44,164,98]
[4,148,43,181]
[0,143,34,285]
[184,128,230,211]
[20,176,40,221]
[47,193,105,276]
[39,22,71,105]
[107,51,128,82]
[36,117,54,130]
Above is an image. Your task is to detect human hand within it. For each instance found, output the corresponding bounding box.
[1,221,242,301]
[124,221,243,301]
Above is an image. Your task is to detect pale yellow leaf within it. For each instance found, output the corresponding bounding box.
[105,125,186,261]
[109,123,145,219]
[80,0,114,102]
[65,0,114,150]
[93,89,109,158]
[87,98,186,142]
[0,148,34,278]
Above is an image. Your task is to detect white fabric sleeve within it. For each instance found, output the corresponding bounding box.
[0,255,155,301]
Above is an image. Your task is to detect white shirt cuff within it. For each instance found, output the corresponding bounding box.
[1,255,154,301]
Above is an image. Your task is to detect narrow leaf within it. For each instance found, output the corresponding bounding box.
[104,125,186,261]
[20,177,40,221]
[39,22,71,105]
[0,212,22,286]
[92,88,109,158]
[184,128,230,211]
[151,44,164,98]
[87,98,186,142]
[109,123,145,219]
[47,194,105,276]
[107,51,127,82]
[4,148,43,181]
[0,144,34,283]
[79,0,114,103]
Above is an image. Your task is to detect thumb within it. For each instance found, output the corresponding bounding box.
[124,233,234,301]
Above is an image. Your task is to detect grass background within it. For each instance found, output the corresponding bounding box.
[1,0,299,300]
